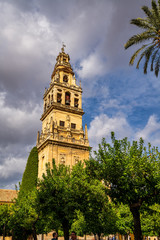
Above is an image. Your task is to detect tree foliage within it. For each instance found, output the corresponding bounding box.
[124,0,160,77]
[115,204,133,236]
[37,159,109,240]
[21,146,38,192]
[9,188,51,240]
[0,204,11,239]
[93,132,160,240]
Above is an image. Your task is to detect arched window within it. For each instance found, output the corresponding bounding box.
[57,93,62,103]
[65,92,70,105]
[74,98,79,107]
[48,95,50,105]
[63,75,68,82]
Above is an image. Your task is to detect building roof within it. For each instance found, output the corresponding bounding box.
[0,189,17,204]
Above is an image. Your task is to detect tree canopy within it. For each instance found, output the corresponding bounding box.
[37,159,111,240]
[93,132,160,240]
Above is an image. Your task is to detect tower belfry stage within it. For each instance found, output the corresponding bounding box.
[37,46,90,178]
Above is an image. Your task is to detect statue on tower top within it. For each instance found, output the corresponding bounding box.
[61,42,66,53]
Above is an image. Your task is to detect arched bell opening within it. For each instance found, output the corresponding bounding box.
[57,93,62,103]
[63,75,68,83]
[65,92,70,105]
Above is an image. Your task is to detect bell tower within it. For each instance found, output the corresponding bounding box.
[37,45,90,178]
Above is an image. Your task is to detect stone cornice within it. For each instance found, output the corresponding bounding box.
[40,102,84,121]
[37,139,90,152]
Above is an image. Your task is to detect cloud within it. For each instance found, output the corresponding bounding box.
[0,92,41,145]
[88,113,133,150]
[88,114,160,151]
[77,52,108,79]
[135,115,160,146]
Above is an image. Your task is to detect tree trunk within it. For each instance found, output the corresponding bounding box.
[3,224,5,240]
[97,233,101,240]
[130,205,143,240]
[33,225,37,240]
[62,220,69,240]
[12,229,15,240]
[124,235,128,240]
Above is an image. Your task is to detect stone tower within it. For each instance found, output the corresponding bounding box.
[37,45,90,178]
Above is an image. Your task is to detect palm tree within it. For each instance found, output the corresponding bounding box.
[124,0,160,77]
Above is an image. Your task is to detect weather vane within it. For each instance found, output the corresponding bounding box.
[61,42,66,52]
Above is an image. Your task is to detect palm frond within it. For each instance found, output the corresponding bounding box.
[151,48,159,71]
[142,5,158,26]
[136,51,146,69]
[143,44,156,74]
[125,0,160,77]
[142,5,153,19]
[131,18,153,30]
[154,54,160,76]
[125,32,155,49]
[129,45,147,65]
[151,0,159,18]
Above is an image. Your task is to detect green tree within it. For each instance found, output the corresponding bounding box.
[0,204,11,240]
[37,160,107,240]
[124,0,160,77]
[21,146,38,192]
[9,189,50,240]
[93,132,160,240]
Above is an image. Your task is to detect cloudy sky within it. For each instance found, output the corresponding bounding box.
[1,0,160,189]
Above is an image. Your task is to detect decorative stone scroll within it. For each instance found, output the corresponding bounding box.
[60,154,66,164]
[74,156,79,164]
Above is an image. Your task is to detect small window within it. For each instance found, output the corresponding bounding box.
[57,93,62,103]
[71,123,76,129]
[60,121,65,127]
[63,75,68,82]
[60,135,63,140]
[74,98,79,107]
